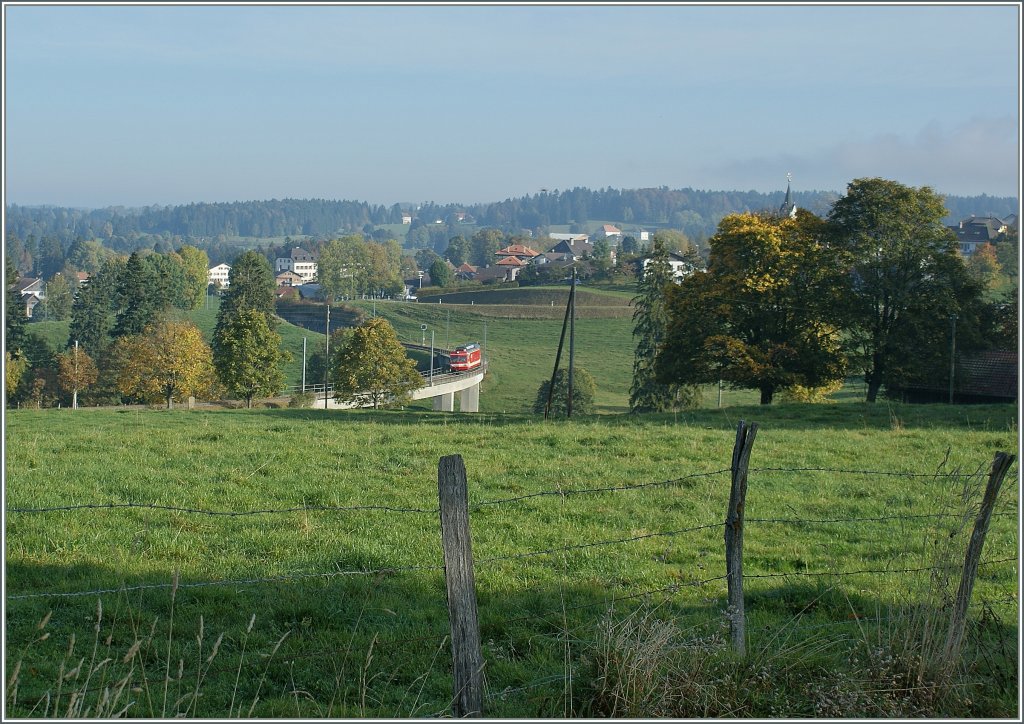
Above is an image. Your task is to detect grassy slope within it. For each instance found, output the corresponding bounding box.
[4,404,1018,717]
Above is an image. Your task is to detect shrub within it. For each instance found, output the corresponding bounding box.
[288,392,315,409]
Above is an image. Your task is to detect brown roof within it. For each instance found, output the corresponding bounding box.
[496,244,540,257]
[957,350,1018,399]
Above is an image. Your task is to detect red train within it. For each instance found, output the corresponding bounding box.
[448,343,482,372]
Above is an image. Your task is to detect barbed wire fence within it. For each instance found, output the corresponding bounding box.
[5,423,1018,717]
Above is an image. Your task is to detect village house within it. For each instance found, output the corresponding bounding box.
[495,244,541,262]
[275,247,318,282]
[948,215,1017,256]
[14,277,44,318]
[208,263,231,288]
[275,270,304,287]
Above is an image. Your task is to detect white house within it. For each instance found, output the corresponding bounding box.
[275,247,318,283]
[641,252,697,281]
[596,224,622,240]
[208,264,231,288]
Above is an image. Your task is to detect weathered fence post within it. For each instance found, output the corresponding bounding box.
[942,451,1015,667]
[725,420,757,657]
[438,455,484,717]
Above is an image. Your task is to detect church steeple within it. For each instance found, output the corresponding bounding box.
[779,173,797,219]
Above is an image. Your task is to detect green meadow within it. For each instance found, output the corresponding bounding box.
[5,288,1019,717]
[4,401,1018,717]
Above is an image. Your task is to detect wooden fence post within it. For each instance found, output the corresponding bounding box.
[725,420,757,657]
[438,455,484,717]
[942,451,1015,667]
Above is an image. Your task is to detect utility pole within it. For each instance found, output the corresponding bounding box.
[568,267,576,418]
[73,340,79,410]
[949,313,958,404]
[430,330,435,386]
[446,309,450,350]
[324,304,330,410]
[302,337,307,393]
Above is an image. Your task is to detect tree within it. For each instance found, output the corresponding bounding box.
[966,243,1002,290]
[67,239,113,273]
[213,309,289,408]
[112,319,215,409]
[630,238,699,412]
[5,351,28,402]
[56,345,98,407]
[825,178,982,402]
[318,236,369,301]
[5,256,27,357]
[216,250,276,324]
[657,211,847,404]
[113,251,158,338]
[532,367,597,417]
[42,273,73,321]
[470,228,504,267]
[176,245,210,309]
[429,258,452,288]
[331,318,421,409]
[67,256,124,354]
[444,236,471,266]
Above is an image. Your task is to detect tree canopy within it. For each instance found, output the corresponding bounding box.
[112,319,215,409]
[213,309,289,408]
[657,211,847,404]
[331,318,422,409]
[824,178,987,402]
[533,367,597,417]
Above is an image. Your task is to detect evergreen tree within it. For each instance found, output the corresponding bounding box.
[67,257,124,354]
[5,256,27,357]
[629,238,697,412]
[113,251,158,338]
[215,250,276,328]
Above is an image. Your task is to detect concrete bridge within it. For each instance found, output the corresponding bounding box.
[309,363,486,412]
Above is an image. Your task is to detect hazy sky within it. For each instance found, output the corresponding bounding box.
[3,3,1020,208]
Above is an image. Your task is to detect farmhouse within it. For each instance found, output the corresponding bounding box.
[276,270,304,286]
[495,244,540,262]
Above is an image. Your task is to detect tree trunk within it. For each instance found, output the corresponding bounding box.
[759,386,774,405]
[166,392,173,410]
[865,354,883,402]
[246,396,253,409]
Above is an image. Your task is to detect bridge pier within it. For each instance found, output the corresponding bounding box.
[459,383,479,413]
[433,392,455,412]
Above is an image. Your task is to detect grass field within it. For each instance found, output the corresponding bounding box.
[4,402,1018,717]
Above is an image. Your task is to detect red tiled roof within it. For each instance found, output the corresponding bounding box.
[496,256,527,266]
[496,244,540,257]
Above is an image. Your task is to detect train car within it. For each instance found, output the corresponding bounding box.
[449,343,482,372]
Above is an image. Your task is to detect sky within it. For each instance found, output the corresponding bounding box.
[3,2,1021,209]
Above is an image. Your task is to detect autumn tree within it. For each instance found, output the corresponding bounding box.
[331,318,421,409]
[630,237,699,412]
[825,178,984,402]
[177,245,210,309]
[657,211,847,404]
[966,243,1002,290]
[5,351,28,403]
[214,309,289,408]
[57,345,99,408]
[112,319,215,409]
[533,367,597,417]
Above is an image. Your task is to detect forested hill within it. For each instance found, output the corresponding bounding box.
[5,187,1018,249]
